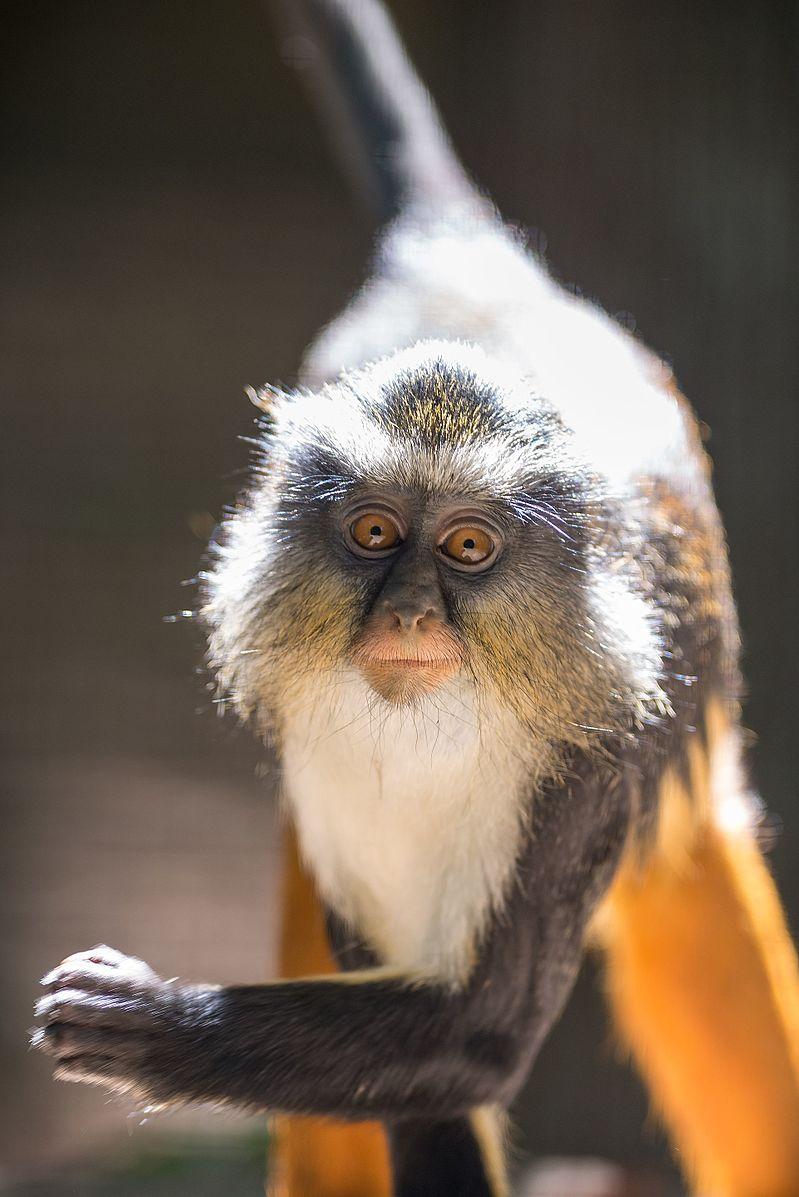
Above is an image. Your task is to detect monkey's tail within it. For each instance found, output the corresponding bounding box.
[269,0,480,223]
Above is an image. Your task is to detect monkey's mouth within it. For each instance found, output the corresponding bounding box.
[354,657,461,703]
[351,625,464,703]
[365,657,455,667]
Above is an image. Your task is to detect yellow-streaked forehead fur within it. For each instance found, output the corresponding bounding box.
[272,340,563,499]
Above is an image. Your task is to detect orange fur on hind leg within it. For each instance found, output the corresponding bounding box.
[597,747,799,1197]
[268,826,392,1197]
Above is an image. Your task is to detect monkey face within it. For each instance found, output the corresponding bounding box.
[205,342,664,746]
[345,500,505,702]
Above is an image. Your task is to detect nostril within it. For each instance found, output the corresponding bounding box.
[385,603,408,631]
[383,601,439,632]
[413,607,439,630]
[383,600,402,628]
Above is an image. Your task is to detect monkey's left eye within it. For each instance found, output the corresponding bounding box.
[347,511,403,555]
[438,520,501,571]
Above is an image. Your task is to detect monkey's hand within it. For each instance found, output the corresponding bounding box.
[32,945,209,1107]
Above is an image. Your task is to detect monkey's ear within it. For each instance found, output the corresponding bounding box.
[246,383,292,438]
[245,384,280,415]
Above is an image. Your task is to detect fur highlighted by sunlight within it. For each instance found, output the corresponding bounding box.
[33,3,799,1196]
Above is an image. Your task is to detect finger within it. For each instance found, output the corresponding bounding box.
[40,964,151,1000]
[36,1022,151,1064]
[41,945,130,984]
[34,989,156,1031]
[42,958,159,999]
[53,1053,137,1091]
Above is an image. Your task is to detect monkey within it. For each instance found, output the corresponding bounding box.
[33,2,799,1195]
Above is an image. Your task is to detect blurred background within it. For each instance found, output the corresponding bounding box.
[2,1,797,1193]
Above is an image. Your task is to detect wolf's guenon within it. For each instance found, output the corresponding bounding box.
[34,3,799,1195]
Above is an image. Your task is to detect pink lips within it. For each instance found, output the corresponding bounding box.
[350,620,464,702]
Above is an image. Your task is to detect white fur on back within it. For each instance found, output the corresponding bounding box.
[282,672,538,982]
[302,213,697,496]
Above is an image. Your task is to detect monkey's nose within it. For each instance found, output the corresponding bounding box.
[384,600,438,633]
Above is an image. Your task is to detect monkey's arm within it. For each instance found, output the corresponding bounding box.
[33,760,630,1118]
[36,952,511,1117]
[35,948,533,1120]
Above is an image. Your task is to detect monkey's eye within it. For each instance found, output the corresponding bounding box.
[442,527,493,564]
[348,511,403,554]
[437,520,501,572]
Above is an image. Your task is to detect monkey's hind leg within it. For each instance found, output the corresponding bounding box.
[597,708,799,1197]
[268,828,392,1197]
[388,1107,509,1197]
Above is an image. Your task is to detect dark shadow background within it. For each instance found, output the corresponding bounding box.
[2,1,797,1191]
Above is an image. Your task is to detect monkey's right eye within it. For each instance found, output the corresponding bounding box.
[347,511,403,555]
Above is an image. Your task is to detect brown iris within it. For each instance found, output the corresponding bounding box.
[350,512,402,552]
[441,526,494,566]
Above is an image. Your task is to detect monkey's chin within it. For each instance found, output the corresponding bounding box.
[357,660,460,705]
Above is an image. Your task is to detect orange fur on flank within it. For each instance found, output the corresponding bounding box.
[268,827,392,1197]
[598,715,799,1197]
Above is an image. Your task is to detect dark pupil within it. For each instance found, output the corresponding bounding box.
[463,537,475,549]
[370,525,383,537]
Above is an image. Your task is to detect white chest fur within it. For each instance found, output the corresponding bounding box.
[281,672,536,981]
